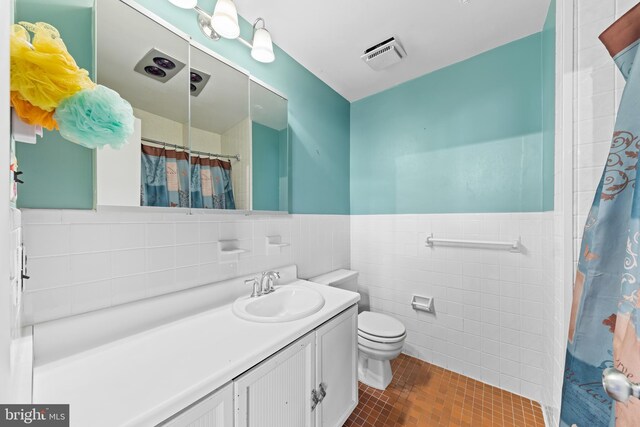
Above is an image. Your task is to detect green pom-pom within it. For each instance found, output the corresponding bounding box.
[54,85,134,149]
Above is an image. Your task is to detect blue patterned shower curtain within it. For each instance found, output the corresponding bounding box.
[140,145,190,207]
[190,156,236,210]
[561,5,640,426]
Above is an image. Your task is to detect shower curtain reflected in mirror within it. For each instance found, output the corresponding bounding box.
[561,5,640,426]
[140,145,190,207]
[190,156,236,210]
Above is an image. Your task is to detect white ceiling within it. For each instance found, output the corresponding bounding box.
[234,0,552,102]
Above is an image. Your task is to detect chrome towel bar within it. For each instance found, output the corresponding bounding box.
[425,233,521,253]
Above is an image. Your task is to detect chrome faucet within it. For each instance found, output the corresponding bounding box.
[245,278,262,298]
[260,271,280,295]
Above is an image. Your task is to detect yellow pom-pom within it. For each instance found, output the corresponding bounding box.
[10,22,94,112]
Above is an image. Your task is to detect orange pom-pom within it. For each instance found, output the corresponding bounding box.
[10,91,59,131]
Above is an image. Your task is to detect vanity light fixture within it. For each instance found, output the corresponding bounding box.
[250,18,275,63]
[167,0,276,63]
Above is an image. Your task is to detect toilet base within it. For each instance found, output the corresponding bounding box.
[358,353,392,390]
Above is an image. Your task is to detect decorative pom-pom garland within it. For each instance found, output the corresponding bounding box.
[53,85,135,150]
[10,21,134,149]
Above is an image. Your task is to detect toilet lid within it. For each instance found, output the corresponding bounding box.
[358,311,406,338]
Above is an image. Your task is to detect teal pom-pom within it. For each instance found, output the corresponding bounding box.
[53,85,134,149]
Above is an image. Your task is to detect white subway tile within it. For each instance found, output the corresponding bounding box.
[24,224,70,257]
[71,280,112,314]
[70,224,110,254]
[146,223,176,247]
[176,222,200,245]
[109,223,146,250]
[27,256,70,291]
[111,274,146,305]
[112,249,146,278]
[70,252,111,284]
[176,244,199,268]
[146,247,175,272]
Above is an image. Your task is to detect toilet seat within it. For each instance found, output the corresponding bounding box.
[358,329,407,344]
[358,334,406,353]
[358,311,406,343]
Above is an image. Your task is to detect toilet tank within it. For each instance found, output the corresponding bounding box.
[309,269,358,292]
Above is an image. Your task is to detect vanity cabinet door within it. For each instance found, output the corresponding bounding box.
[234,332,316,427]
[314,305,358,427]
[160,382,233,427]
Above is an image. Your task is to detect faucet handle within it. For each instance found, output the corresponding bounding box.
[245,278,261,298]
[263,270,280,293]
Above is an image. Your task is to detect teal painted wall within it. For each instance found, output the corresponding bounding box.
[542,0,556,211]
[350,33,550,214]
[15,1,95,209]
[15,0,351,214]
[252,121,280,211]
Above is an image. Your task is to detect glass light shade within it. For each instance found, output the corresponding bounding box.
[167,0,197,9]
[251,27,275,63]
[211,0,240,39]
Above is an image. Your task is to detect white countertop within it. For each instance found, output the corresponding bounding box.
[32,280,359,427]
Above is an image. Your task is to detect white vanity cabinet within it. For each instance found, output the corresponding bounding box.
[314,306,359,427]
[234,305,358,427]
[160,382,234,427]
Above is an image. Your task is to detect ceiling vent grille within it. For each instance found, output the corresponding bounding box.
[134,48,186,83]
[361,37,406,71]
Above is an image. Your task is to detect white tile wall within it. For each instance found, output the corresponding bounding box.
[351,212,553,402]
[21,209,350,325]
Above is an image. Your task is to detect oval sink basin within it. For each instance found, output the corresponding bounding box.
[232,285,325,323]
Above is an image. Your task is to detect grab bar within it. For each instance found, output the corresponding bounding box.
[425,233,521,253]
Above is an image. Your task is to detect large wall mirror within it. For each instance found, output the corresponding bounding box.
[14,0,289,213]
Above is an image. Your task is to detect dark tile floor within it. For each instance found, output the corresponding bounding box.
[344,354,545,427]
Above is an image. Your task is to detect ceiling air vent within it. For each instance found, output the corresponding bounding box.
[134,48,186,83]
[361,37,406,71]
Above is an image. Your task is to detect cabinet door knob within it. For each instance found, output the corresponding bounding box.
[318,382,327,401]
[311,389,320,411]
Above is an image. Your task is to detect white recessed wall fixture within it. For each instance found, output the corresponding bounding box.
[167,0,276,63]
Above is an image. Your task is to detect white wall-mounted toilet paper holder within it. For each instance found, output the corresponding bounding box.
[411,295,434,313]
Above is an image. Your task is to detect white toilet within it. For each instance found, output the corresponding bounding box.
[310,269,407,390]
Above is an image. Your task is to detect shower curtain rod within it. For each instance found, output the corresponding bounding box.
[141,137,240,161]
